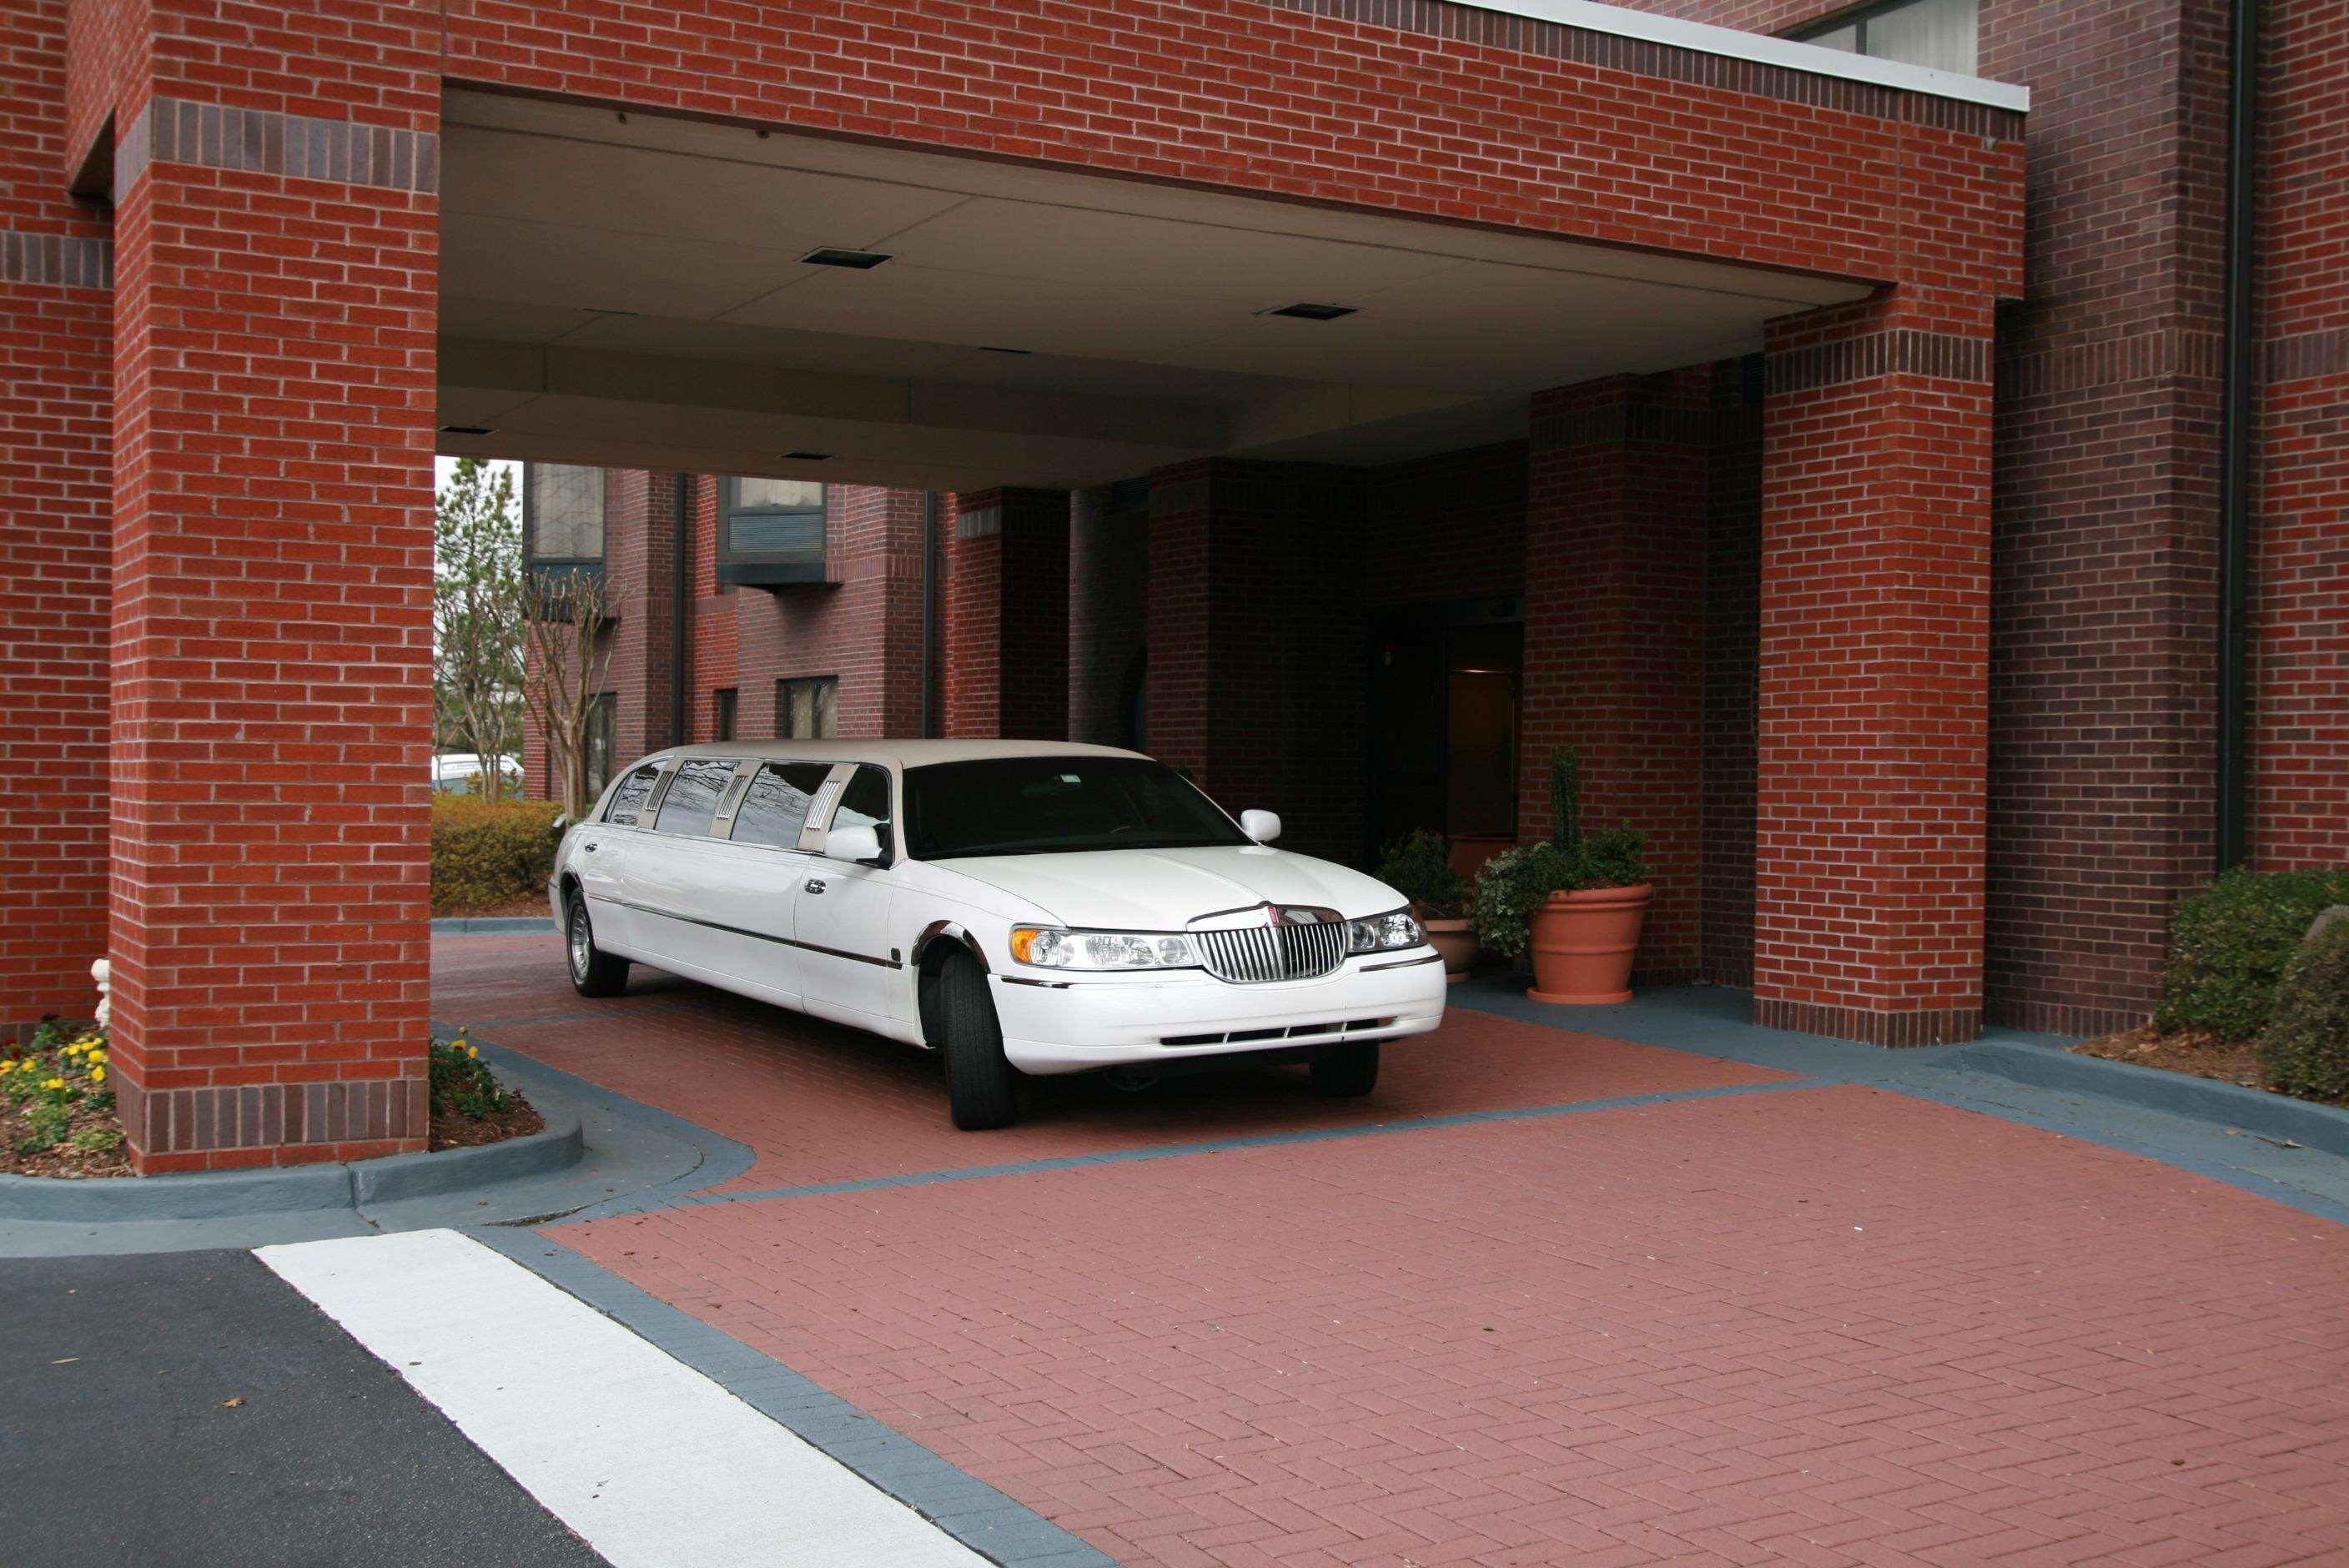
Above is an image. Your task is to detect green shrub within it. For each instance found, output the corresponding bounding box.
[429,1028,516,1121]
[2155,867,2349,1041]
[431,794,565,912]
[2258,918,2349,1103]
[1374,830,1466,917]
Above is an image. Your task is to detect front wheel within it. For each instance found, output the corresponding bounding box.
[1310,1042,1380,1098]
[565,889,631,998]
[934,956,1017,1129]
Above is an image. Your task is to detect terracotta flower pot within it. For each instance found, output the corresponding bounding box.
[1526,884,1652,1004]
[1421,915,1477,983]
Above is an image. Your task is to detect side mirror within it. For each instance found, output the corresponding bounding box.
[1240,809,1281,844]
[826,822,885,865]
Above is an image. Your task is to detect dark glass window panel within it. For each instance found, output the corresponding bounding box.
[603,763,661,826]
[730,762,832,849]
[651,758,735,837]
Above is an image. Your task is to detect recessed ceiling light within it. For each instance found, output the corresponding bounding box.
[781,450,835,461]
[799,247,893,269]
[439,425,495,436]
[1260,301,1358,321]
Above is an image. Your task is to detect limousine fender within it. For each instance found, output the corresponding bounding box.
[909,920,993,1049]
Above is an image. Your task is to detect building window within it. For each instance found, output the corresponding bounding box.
[713,687,738,742]
[1795,0,1975,75]
[584,692,617,799]
[717,478,830,586]
[523,464,606,567]
[778,676,837,741]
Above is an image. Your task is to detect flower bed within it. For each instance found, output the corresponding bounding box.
[1,1023,126,1178]
[1,1023,541,1176]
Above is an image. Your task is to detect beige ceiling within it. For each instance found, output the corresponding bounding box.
[436,88,1874,490]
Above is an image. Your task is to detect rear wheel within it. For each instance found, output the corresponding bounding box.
[565,889,631,998]
[1310,1042,1380,1098]
[935,955,1018,1129]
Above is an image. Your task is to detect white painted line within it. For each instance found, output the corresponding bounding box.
[258,1229,985,1568]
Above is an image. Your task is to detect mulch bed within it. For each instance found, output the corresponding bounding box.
[0,1098,133,1180]
[2071,1026,2271,1093]
[430,1090,544,1152]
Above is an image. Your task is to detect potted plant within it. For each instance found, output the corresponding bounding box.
[1375,829,1477,982]
[1472,748,1651,1003]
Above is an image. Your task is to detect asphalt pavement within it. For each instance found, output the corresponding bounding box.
[0,1248,608,1567]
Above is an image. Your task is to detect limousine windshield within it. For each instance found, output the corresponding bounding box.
[904,756,1255,860]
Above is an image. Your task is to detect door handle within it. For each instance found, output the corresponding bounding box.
[804,878,827,896]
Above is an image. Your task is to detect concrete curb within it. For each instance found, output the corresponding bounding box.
[432,916,558,935]
[0,1113,585,1222]
[1949,1041,2349,1158]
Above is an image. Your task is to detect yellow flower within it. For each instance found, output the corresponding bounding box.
[42,1077,65,1091]
[92,1065,106,1083]
[465,1045,480,1059]
[88,1050,105,1065]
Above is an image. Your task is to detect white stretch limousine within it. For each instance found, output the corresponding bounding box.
[550,741,1447,1128]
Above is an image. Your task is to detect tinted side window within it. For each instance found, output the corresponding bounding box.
[835,765,893,854]
[602,764,662,827]
[652,759,734,837]
[730,762,832,849]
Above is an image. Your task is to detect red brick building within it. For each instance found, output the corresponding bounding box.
[3,0,2338,1168]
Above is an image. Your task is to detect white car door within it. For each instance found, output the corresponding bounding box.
[691,759,836,1008]
[577,761,662,948]
[793,762,906,1028]
[619,756,740,968]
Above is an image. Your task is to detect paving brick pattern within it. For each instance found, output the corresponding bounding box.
[434,935,1792,1192]
[562,1087,2349,1566]
[440,937,2349,1565]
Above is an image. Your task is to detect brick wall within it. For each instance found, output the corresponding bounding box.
[1,0,113,1035]
[1523,375,1709,984]
[1755,297,1995,1048]
[95,0,441,1170]
[943,488,1069,741]
[1704,361,1765,989]
[1147,460,1365,862]
[2252,0,2349,868]
[1069,484,1148,749]
[1363,444,1527,611]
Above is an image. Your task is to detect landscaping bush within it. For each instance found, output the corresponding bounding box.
[1374,830,1466,918]
[2155,867,2349,1041]
[431,793,564,912]
[2258,918,2349,1103]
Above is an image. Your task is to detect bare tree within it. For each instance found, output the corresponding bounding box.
[433,459,525,802]
[521,570,617,817]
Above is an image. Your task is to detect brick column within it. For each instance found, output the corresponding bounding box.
[1521,374,1708,984]
[1145,460,1364,861]
[1756,298,1994,1047]
[604,469,685,759]
[100,21,441,1168]
[943,487,1069,740]
[0,0,113,1037]
[1069,483,1149,748]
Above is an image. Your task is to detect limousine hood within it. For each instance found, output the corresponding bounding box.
[938,846,1405,931]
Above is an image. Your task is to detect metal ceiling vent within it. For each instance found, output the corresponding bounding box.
[1260,301,1358,320]
[798,247,893,269]
[779,450,835,461]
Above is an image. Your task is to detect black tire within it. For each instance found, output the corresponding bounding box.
[1310,1042,1380,1098]
[935,955,1017,1130]
[565,889,631,998]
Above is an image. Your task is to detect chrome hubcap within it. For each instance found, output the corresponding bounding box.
[569,909,591,977]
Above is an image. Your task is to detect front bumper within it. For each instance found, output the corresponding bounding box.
[989,950,1447,1074]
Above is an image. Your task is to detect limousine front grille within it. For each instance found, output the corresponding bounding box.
[1191,918,1346,984]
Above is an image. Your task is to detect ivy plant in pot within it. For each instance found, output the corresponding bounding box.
[1374,829,1476,983]
[1472,748,1651,1003]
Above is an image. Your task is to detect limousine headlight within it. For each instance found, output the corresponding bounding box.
[1010,926,1197,971]
[1346,908,1424,953]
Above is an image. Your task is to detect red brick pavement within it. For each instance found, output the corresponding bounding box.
[557,1087,2349,1567]
[432,935,1793,1191]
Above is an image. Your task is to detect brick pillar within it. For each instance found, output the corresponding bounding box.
[1069,483,1149,748]
[1521,374,1708,984]
[1145,460,1365,862]
[0,0,112,1037]
[604,469,685,759]
[1703,359,1766,989]
[943,487,1069,740]
[1756,298,1994,1048]
[99,19,441,1168]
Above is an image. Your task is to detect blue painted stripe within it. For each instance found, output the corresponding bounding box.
[552,1078,1822,1223]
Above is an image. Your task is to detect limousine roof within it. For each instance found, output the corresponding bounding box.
[631,739,1149,771]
